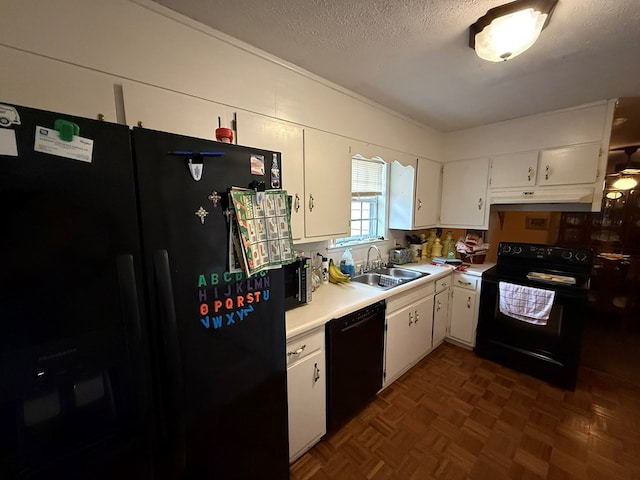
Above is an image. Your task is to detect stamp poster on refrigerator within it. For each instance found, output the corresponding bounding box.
[229,188,293,275]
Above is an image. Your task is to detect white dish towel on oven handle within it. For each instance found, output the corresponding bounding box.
[498,281,556,325]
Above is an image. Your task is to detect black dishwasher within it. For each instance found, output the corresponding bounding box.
[325,300,385,432]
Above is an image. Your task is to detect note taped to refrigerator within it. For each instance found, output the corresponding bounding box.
[0,128,18,156]
[230,188,294,275]
[33,125,94,163]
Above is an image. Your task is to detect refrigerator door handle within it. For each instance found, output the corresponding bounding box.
[153,250,186,472]
[115,254,154,470]
[115,254,148,394]
[116,254,145,363]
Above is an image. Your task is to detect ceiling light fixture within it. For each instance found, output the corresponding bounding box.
[469,0,558,62]
[608,145,640,190]
[605,191,623,200]
[612,176,638,190]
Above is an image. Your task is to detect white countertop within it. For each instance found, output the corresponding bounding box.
[285,260,495,339]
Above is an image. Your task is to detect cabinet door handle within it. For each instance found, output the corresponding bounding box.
[415,310,420,323]
[545,165,550,180]
[287,344,306,356]
[408,311,413,326]
[457,280,472,286]
[527,166,533,181]
[437,300,441,311]
[478,197,483,210]
[308,194,314,212]
[467,296,472,308]
[313,363,320,383]
[418,198,423,210]
[294,193,300,212]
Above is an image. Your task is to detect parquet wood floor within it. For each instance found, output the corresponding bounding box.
[290,342,640,480]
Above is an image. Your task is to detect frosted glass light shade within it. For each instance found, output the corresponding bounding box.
[605,191,623,200]
[474,8,548,62]
[612,176,638,190]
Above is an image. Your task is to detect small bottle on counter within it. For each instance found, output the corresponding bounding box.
[321,256,329,284]
[340,248,356,278]
[423,229,438,259]
[432,237,443,258]
[444,231,456,259]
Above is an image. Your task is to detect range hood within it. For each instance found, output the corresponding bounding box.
[490,203,592,212]
[489,186,594,212]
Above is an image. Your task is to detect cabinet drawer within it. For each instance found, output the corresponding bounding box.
[435,275,452,292]
[286,327,324,366]
[453,273,479,291]
[387,281,435,313]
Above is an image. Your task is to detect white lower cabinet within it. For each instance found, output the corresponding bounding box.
[433,275,452,347]
[383,284,435,387]
[286,327,326,462]
[448,273,481,347]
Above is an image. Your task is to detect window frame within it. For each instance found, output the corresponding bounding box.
[334,155,388,247]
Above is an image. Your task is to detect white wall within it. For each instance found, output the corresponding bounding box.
[444,100,615,162]
[0,0,443,161]
[0,0,617,236]
[0,0,615,166]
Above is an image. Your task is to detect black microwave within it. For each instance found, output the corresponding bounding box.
[283,257,312,311]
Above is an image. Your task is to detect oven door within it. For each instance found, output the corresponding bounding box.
[476,274,587,388]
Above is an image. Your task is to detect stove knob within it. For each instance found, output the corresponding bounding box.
[562,251,573,260]
[575,252,588,262]
[513,246,522,255]
[502,245,512,254]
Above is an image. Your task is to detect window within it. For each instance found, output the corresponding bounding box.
[335,155,387,245]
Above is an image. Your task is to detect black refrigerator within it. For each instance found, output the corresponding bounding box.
[0,103,290,479]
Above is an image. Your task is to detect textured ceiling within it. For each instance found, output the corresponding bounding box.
[151,0,640,137]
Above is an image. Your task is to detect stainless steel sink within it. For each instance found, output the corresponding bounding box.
[351,267,428,290]
[371,267,424,280]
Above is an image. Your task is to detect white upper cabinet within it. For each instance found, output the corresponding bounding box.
[489,151,538,188]
[440,158,490,228]
[303,129,351,239]
[234,111,305,240]
[121,82,231,139]
[0,46,117,122]
[488,142,603,206]
[447,101,615,212]
[389,158,441,230]
[490,143,602,190]
[537,143,601,186]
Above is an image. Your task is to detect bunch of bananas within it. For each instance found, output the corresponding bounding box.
[328,259,351,284]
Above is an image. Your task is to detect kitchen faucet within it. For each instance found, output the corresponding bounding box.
[365,245,384,272]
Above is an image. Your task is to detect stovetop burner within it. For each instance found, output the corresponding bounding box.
[496,242,593,272]
[485,242,594,292]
